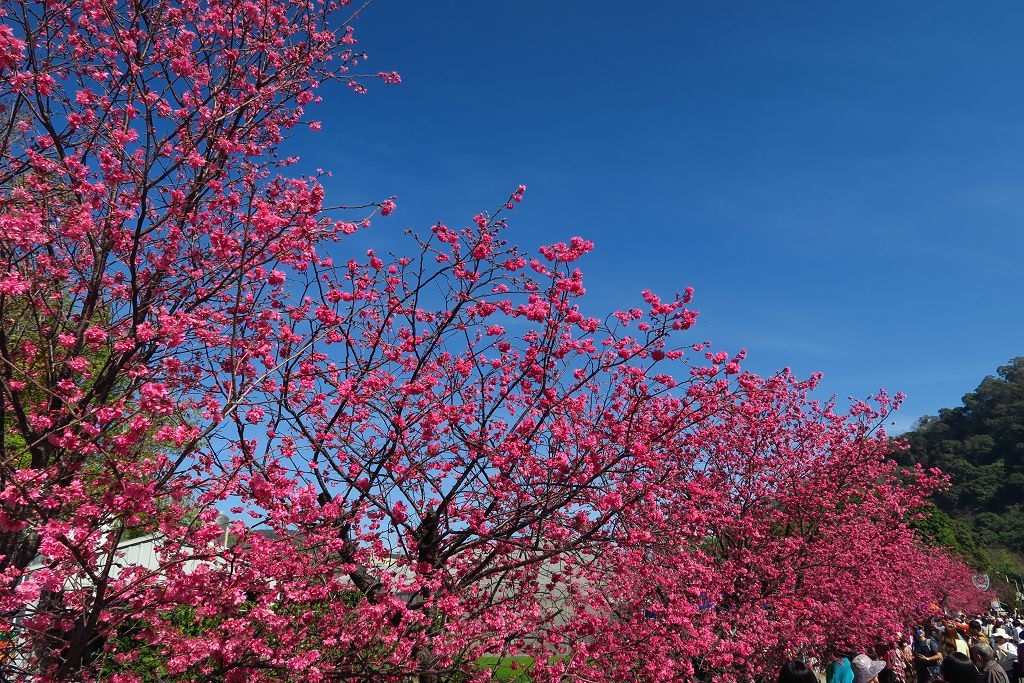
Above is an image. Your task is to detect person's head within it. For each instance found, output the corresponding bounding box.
[970,643,995,667]
[942,653,979,683]
[851,654,886,683]
[992,628,1009,645]
[915,627,926,641]
[969,620,983,635]
[778,659,818,683]
[943,626,959,648]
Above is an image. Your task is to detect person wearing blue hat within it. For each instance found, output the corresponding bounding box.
[913,626,942,682]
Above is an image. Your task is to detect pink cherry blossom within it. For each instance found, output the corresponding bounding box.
[0,0,988,680]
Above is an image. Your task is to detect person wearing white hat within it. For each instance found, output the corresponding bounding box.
[852,654,887,683]
[992,629,1018,675]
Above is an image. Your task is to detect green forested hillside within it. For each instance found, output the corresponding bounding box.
[896,357,1024,583]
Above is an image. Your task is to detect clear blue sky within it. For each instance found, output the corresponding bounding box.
[296,1,1024,434]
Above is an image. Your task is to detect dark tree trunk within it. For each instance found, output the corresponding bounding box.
[0,528,40,573]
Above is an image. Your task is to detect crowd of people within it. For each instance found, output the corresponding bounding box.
[777,612,1024,683]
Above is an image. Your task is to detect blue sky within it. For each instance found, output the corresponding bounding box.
[296,1,1024,434]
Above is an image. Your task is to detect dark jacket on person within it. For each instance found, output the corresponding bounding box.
[984,659,1011,683]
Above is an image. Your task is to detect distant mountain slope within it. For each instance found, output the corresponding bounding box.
[895,357,1024,582]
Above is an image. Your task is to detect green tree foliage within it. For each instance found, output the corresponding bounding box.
[898,357,1024,578]
[910,504,987,568]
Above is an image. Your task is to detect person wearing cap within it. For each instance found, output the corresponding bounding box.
[914,627,942,682]
[852,654,887,683]
[973,643,1011,683]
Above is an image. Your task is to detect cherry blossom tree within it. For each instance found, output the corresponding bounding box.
[568,379,992,680]
[0,0,990,680]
